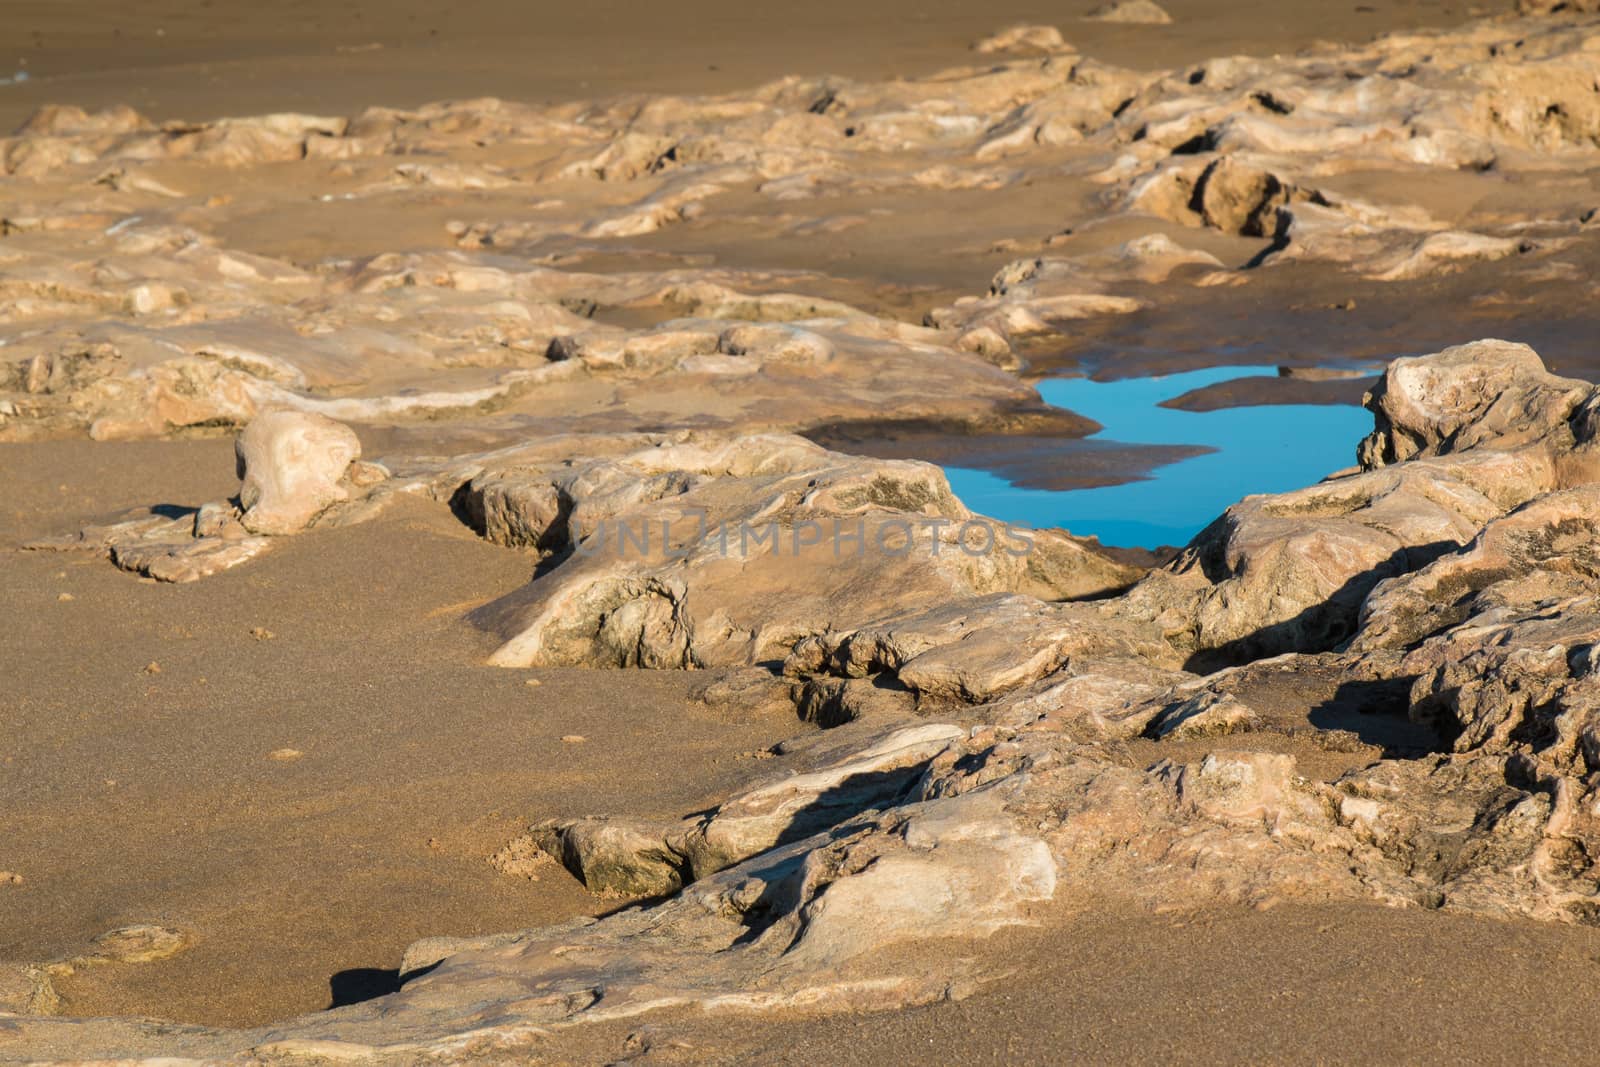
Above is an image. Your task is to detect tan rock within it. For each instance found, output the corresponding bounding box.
[235,411,364,535]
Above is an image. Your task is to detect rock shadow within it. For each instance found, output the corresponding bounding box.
[1183,539,1461,673]
[1307,677,1445,757]
[328,966,405,1009]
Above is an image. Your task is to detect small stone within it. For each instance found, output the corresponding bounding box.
[250,626,276,640]
[427,837,442,850]
[268,748,303,761]
[57,592,74,602]
[85,924,191,964]
[0,872,22,885]
[560,735,587,744]
[142,662,161,675]
[1085,0,1173,22]
[524,678,542,687]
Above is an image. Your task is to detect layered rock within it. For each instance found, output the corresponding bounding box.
[459,432,1141,668]
[5,15,1599,445]
[8,5,1600,1060]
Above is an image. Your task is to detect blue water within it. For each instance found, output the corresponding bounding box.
[944,366,1373,549]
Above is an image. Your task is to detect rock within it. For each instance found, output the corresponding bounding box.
[786,592,1176,705]
[1121,446,1551,666]
[1147,692,1260,738]
[534,817,691,897]
[0,964,59,1015]
[110,522,274,582]
[1518,0,1600,13]
[1357,339,1596,469]
[27,412,389,583]
[464,432,1141,669]
[974,25,1072,55]
[1085,0,1173,23]
[691,667,797,716]
[82,925,192,965]
[235,411,364,535]
[1119,341,1600,668]
[1353,484,1600,655]
[1193,155,1297,237]
[535,722,964,895]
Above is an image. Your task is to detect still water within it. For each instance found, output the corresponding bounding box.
[943,366,1374,549]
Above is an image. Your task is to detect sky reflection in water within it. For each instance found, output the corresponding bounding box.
[943,365,1374,549]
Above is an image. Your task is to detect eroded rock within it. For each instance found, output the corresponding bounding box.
[236,410,366,535]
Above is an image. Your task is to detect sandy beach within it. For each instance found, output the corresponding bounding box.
[5,0,1600,1061]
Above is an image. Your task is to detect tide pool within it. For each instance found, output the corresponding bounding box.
[944,365,1374,549]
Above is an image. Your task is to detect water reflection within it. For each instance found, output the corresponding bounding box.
[944,366,1373,549]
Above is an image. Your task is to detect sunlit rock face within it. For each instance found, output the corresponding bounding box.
[235,410,364,536]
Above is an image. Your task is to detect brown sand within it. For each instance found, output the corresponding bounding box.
[1,0,1496,132]
[576,901,1600,1064]
[0,439,809,1026]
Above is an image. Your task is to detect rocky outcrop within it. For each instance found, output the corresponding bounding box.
[1357,339,1599,469]
[6,16,1600,447]
[460,432,1141,669]
[16,328,1600,1061]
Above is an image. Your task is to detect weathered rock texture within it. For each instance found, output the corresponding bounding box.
[14,334,1600,1062]
[455,432,1139,669]
[4,14,1598,444]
